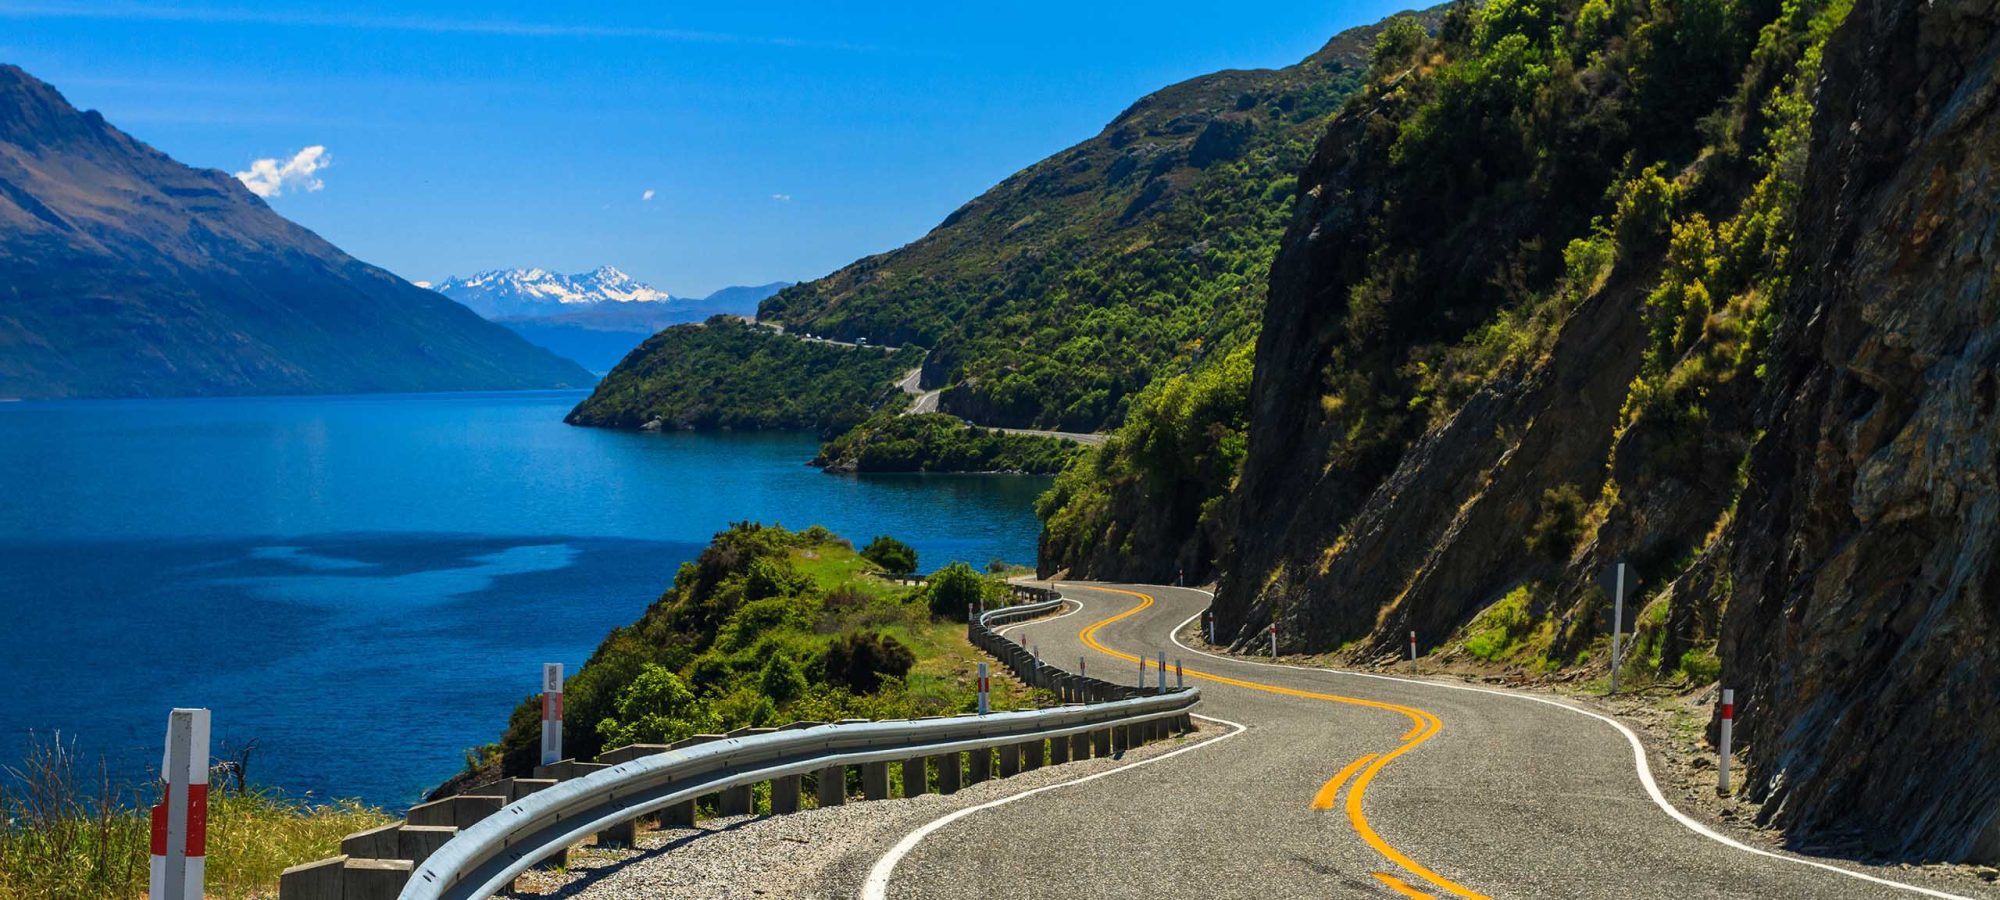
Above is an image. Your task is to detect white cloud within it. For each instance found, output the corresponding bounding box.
[234,145,330,198]
[642,189,656,201]
[771,193,792,202]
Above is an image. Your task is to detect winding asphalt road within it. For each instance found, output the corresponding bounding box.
[872,583,1991,899]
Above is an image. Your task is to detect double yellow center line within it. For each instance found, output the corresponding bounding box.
[1076,587,1488,900]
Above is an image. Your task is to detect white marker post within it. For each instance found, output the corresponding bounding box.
[1138,655,1147,689]
[1269,623,1278,658]
[1206,611,1216,646]
[1175,660,1184,689]
[1611,563,1626,695]
[1156,651,1167,691]
[976,662,990,715]
[541,663,564,766]
[1409,630,1418,670]
[149,708,209,900]
[1079,656,1086,678]
[1718,689,1735,795]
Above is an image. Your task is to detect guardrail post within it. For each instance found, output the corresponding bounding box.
[1050,732,1071,764]
[720,727,776,816]
[937,752,963,794]
[1071,730,1091,761]
[999,743,1020,777]
[150,707,208,900]
[816,764,847,807]
[340,859,412,900]
[968,747,993,784]
[772,774,803,814]
[1024,738,1045,770]
[902,756,928,797]
[863,761,892,800]
[279,856,344,900]
[1112,723,1129,755]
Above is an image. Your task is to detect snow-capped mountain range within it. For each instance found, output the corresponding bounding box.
[431,266,673,319]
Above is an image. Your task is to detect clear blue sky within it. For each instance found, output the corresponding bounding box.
[4,1,1413,296]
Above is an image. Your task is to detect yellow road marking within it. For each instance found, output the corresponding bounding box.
[1077,587,1488,900]
[1373,872,1440,898]
[1312,753,1377,810]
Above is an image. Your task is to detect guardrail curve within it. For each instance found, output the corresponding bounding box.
[280,581,1199,900]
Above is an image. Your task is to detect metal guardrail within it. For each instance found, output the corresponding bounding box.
[376,585,1197,900]
[403,694,1194,899]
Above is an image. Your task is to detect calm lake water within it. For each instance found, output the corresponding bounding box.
[0,390,1049,807]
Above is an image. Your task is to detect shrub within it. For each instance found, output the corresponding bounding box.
[759,653,809,705]
[822,632,916,692]
[596,664,716,749]
[1524,484,1587,560]
[861,535,918,575]
[926,562,987,621]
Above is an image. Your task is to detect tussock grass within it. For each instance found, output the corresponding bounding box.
[0,735,389,899]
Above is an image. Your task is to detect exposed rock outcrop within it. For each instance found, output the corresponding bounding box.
[1715,0,2000,860]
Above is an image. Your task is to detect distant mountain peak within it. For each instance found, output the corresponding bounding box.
[432,266,673,319]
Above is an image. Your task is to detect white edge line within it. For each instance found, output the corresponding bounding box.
[995,599,1080,636]
[857,712,1247,898]
[1103,583,1979,900]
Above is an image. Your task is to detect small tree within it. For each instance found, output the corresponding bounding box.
[927,561,986,621]
[862,535,919,575]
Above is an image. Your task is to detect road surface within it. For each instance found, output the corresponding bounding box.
[871,583,1991,900]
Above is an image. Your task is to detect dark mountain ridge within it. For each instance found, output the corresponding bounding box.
[0,65,591,399]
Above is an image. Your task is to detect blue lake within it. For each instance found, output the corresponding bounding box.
[0,390,1049,807]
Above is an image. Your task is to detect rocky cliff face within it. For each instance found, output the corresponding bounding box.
[1215,0,1997,862]
[0,65,592,399]
[1714,0,2000,860]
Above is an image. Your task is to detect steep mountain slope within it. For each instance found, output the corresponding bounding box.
[656,16,1408,435]
[0,65,591,399]
[1208,0,1997,862]
[1712,0,2000,859]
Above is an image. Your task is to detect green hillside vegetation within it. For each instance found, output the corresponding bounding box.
[814,413,1083,474]
[754,23,1390,434]
[566,317,919,434]
[487,523,1025,778]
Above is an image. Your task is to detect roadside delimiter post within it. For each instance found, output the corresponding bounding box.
[150,708,209,900]
[977,662,990,715]
[541,662,564,766]
[1718,689,1735,795]
[1611,562,1626,694]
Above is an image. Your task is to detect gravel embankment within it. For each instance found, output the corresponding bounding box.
[504,721,1227,899]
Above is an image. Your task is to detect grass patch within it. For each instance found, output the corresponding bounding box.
[1462,584,1556,669]
[0,736,389,900]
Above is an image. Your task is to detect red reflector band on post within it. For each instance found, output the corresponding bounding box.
[151,802,168,856]
[185,784,207,856]
[1722,703,1734,719]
